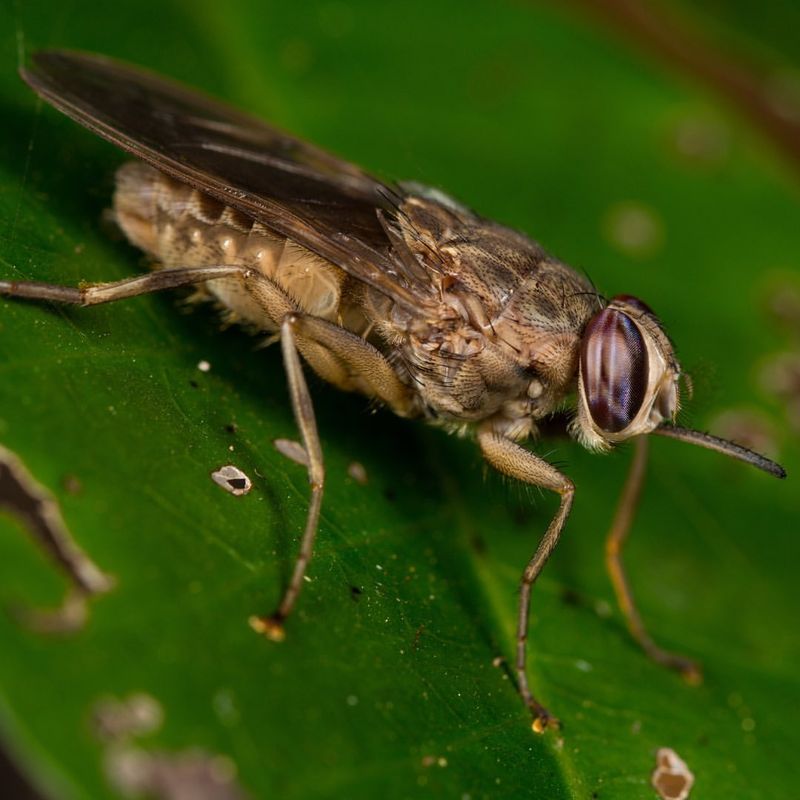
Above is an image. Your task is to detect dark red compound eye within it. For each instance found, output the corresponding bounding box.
[581,307,648,433]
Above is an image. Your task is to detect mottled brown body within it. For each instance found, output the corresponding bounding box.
[114,162,598,441]
[9,51,784,733]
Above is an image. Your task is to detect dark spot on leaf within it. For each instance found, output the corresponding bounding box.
[224,423,237,435]
[189,379,199,389]
[509,503,532,527]
[349,585,363,602]
[383,487,397,502]
[470,534,486,555]
[561,588,583,607]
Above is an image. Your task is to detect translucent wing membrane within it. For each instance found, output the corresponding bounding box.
[20,50,423,310]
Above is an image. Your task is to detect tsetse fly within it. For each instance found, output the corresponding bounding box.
[4,51,785,732]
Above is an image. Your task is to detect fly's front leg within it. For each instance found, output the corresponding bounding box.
[605,436,701,683]
[477,427,574,733]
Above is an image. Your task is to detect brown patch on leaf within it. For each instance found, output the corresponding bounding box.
[652,747,694,800]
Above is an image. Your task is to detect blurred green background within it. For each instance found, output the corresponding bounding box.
[0,1,798,798]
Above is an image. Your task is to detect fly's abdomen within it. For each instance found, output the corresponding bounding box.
[113,161,347,329]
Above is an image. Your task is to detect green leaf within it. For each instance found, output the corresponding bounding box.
[0,1,797,798]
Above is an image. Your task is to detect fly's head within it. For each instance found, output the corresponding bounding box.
[572,295,681,451]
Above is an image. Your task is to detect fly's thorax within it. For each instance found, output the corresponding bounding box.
[491,261,599,396]
[113,161,348,329]
[393,195,600,428]
[572,295,681,451]
[399,307,564,431]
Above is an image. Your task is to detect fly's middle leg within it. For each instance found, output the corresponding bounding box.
[248,313,325,641]
[0,265,255,306]
[249,309,417,636]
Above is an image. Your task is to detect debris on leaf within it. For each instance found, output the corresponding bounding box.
[94,693,165,742]
[197,360,211,373]
[211,465,252,496]
[108,749,247,800]
[0,444,114,632]
[651,747,694,800]
[273,438,308,467]
[94,694,250,800]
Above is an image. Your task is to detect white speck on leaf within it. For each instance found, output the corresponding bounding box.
[347,461,368,484]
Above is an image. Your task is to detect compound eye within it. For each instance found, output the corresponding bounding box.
[581,308,648,433]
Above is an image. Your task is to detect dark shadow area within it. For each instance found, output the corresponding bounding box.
[0,741,46,800]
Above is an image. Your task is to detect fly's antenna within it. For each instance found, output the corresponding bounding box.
[654,425,786,479]
[574,268,605,312]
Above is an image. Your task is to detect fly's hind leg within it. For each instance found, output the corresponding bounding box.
[248,313,325,641]
[605,436,702,683]
[250,309,416,638]
[477,427,574,734]
[0,265,251,305]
